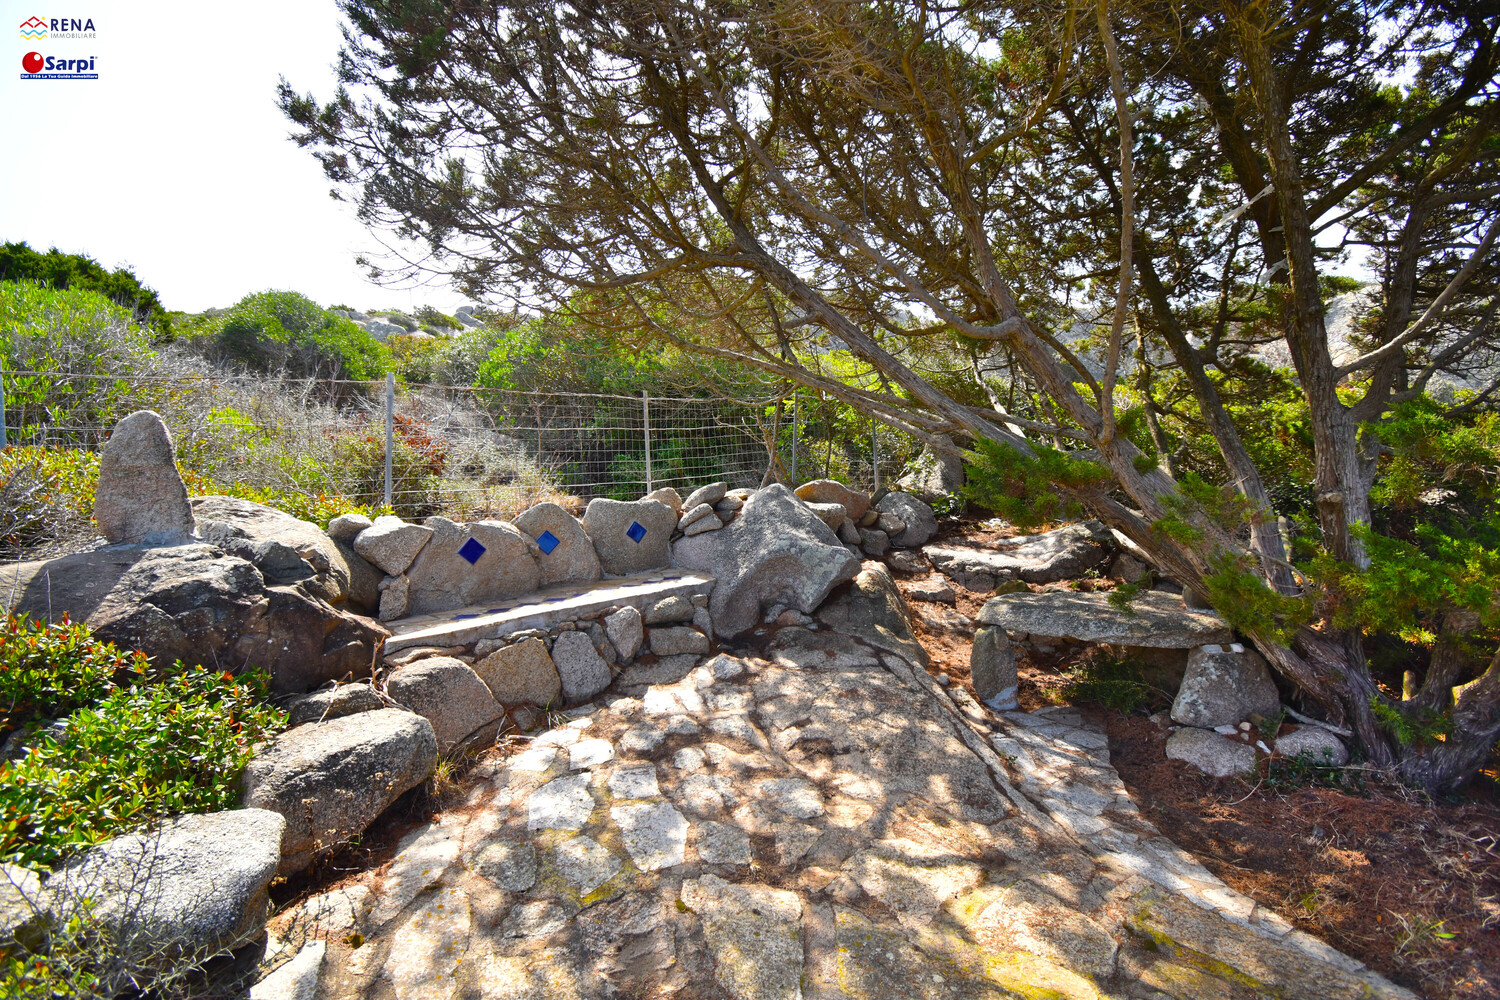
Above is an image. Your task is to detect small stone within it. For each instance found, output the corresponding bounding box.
[93,410,196,546]
[1275,726,1350,766]
[286,683,383,726]
[805,502,848,532]
[620,725,666,754]
[608,764,660,799]
[644,486,684,513]
[551,630,612,703]
[556,835,621,893]
[1171,644,1281,728]
[714,496,744,513]
[683,481,729,510]
[755,777,824,819]
[674,746,707,773]
[569,738,615,769]
[907,579,956,604]
[604,606,644,662]
[611,802,689,871]
[386,657,504,752]
[859,528,890,557]
[645,595,696,624]
[794,480,871,520]
[696,821,752,865]
[501,899,572,938]
[874,492,938,548]
[678,503,717,530]
[876,512,907,536]
[326,512,373,544]
[473,839,537,891]
[353,515,433,577]
[378,574,409,621]
[527,773,595,831]
[1165,727,1258,778]
[650,626,711,657]
[684,515,722,536]
[474,638,562,707]
[706,653,745,680]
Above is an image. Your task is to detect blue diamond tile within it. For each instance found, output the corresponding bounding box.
[458,537,487,565]
[452,613,480,621]
[626,521,647,543]
[537,530,561,555]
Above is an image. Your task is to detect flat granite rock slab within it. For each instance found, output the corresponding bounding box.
[976,588,1233,648]
[384,569,714,652]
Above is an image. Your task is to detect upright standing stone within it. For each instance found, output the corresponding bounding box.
[605,605,644,661]
[971,627,1018,709]
[403,517,541,614]
[513,502,602,587]
[580,498,677,576]
[551,630,612,702]
[875,492,938,548]
[353,515,433,576]
[1171,644,1281,728]
[93,410,196,545]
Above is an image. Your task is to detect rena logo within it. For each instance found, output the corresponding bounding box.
[19,16,95,40]
[20,52,96,79]
[19,16,46,40]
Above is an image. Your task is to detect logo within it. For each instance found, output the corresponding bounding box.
[19,16,46,40]
[20,52,96,79]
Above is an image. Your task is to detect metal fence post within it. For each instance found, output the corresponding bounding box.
[790,395,798,484]
[0,360,7,450]
[384,373,395,510]
[642,390,653,493]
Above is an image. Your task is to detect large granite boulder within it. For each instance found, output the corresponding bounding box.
[924,521,1113,591]
[242,709,439,873]
[814,561,928,666]
[93,410,196,546]
[191,495,376,609]
[0,544,388,694]
[793,479,870,520]
[386,657,506,751]
[673,483,861,637]
[581,498,677,576]
[897,434,966,496]
[353,515,432,576]
[875,491,938,548]
[977,589,1232,648]
[1171,644,1281,728]
[513,502,602,587]
[51,809,284,965]
[403,517,541,615]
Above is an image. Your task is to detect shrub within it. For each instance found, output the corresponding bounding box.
[0,243,169,331]
[0,660,284,871]
[0,617,146,737]
[0,449,98,558]
[179,291,390,382]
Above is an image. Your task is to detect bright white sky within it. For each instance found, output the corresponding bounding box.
[0,0,470,314]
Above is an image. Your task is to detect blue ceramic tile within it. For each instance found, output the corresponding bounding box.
[537,530,561,555]
[626,521,647,543]
[458,538,487,565]
[453,613,480,621]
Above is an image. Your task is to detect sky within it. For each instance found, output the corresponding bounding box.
[1,1,471,314]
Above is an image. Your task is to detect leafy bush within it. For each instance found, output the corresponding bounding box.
[179,291,390,382]
[0,617,146,737]
[962,438,1113,530]
[0,659,284,871]
[1059,650,1167,714]
[0,449,98,558]
[0,243,169,331]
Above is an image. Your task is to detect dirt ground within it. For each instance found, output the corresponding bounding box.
[894,518,1500,1000]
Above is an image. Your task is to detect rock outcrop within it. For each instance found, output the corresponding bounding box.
[977,588,1233,648]
[242,709,439,874]
[814,561,928,666]
[671,483,860,637]
[51,809,284,963]
[92,410,197,546]
[924,521,1113,591]
[0,544,388,694]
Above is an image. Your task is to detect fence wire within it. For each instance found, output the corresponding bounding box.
[0,368,851,522]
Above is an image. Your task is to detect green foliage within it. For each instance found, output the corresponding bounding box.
[0,448,99,556]
[1370,697,1453,749]
[179,290,391,381]
[1059,651,1166,715]
[0,657,284,871]
[961,438,1112,529]
[0,242,168,331]
[415,305,460,330]
[1201,551,1314,645]
[1265,747,1367,795]
[1106,577,1153,614]
[0,618,147,737]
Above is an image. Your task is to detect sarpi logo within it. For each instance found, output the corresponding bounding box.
[21,51,97,79]
[19,16,46,40]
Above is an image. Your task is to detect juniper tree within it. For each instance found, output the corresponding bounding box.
[283,0,1500,790]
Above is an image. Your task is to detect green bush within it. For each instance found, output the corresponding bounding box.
[0,659,284,871]
[0,617,146,736]
[180,290,390,381]
[0,243,169,331]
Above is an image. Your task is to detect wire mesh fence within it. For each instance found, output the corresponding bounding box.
[0,367,921,524]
